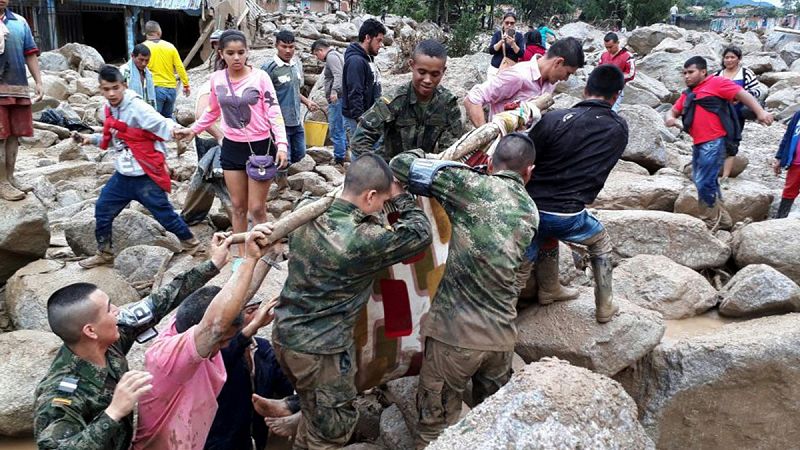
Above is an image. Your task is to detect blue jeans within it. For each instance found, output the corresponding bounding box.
[286,125,307,164]
[344,117,358,144]
[328,100,347,161]
[155,86,177,118]
[692,137,725,207]
[612,90,624,112]
[526,210,606,261]
[95,173,192,250]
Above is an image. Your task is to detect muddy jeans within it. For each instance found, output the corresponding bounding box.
[273,343,358,450]
[416,337,512,449]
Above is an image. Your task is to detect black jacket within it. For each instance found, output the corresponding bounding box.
[527,99,629,213]
[488,30,525,68]
[343,42,381,120]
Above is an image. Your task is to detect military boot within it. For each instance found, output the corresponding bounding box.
[697,201,732,232]
[79,249,115,269]
[535,246,579,305]
[0,180,25,201]
[591,254,618,323]
[775,198,794,219]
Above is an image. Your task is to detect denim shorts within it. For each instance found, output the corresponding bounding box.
[525,210,605,261]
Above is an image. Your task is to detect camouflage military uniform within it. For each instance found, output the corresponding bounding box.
[389,149,539,448]
[273,195,432,449]
[351,82,465,162]
[33,260,220,450]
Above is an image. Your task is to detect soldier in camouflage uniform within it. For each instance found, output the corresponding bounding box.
[388,133,539,448]
[351,40,464,162]
[33,235,232,449]
[272,154,432,449]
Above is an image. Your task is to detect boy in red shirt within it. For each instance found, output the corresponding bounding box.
[666,56,773,228]
[599,32,635,111]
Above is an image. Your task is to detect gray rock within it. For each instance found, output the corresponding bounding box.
[623,73,672,107]
[380,404,414,450]
[515,289,665,376]
[76,77,100,96]
[287,171,329,196]
[6,259,139,331]
[732,219,800,284]
[718,264,800,318]
[38,51,70,72]
[268,199,294,217]
[591,172,685,211]
[64,208,182,257]
[652,37,693,53]
[627,24,686,55]
[0,196,50,283]
[759,71,800,87]
[742,52,789,74]
[41,74,71,100]
[779,41,800,66]
[58,42,106,72]
[315,165,344,185]
[595,210,731,270]
[616,314,800,449]
[765,86,800,111]
[614,255,717,319]
[57,139,89,162]
[730,31,762,55]
[617,105,675,172]
[0,330,62,436]
[674,180,773,225]
[383,376,418,438]
[326,22,358,41]
[306,147,334,165]
[114,245,174,286]
[297,20,323,39]
[20,129,59,149]
[288,154,317,175]
[428,358,654,450]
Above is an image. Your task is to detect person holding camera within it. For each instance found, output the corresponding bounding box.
[34,233,233,450]
[488,12,524,79]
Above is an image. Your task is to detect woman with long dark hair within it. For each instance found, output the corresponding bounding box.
[177,30,288,259]
[487,12,524,78]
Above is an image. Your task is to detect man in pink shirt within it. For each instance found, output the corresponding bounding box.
[133,226,277,449]
[465,37,585,127]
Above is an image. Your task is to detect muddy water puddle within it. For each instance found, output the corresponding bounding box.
[663,310,742,343]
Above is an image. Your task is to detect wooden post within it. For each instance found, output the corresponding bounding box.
[183,19,217,67]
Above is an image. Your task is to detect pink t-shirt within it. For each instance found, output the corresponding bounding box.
[192,68,289,153]
[132,318,227,450]
[467,58,556,118]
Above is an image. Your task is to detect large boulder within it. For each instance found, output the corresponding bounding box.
[325,22,358,41]
[114,245,174,287]
[41,73,71,100]
[730,31,763,56]
[38,51,70,72]
[0,330,62,436]
[617,105,676,172]
[627,24,686,55]
[0,196,50,283]
[651,37,693,54]
[742,52,789,75]
[718,264,800,318]
[595,210,731,270]
[428,358,654,450]
[623,72,672,107]
[614,255,717,319]
[58,43,105,72]
[765,86,800,111]
[64,208,182,257]
[779,41,800,66]
[732,219,800,284]
[674,180,773,225]
[6,259,140,331]
[616,314,800,449]
[558,21,605,51]
[591,171,685,211]
[515,289,665,376]
[759,71,800,87]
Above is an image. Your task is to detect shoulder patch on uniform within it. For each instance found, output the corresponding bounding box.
[57,376,78,394]
[51,397,72,407]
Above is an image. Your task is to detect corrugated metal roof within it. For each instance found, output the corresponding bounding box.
[108,0,202,10]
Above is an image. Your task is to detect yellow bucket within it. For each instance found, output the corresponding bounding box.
[304,110,329,147]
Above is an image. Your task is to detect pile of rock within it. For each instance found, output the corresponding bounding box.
[2,14,800,449]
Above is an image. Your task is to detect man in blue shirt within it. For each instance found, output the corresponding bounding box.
[0,0,43,201]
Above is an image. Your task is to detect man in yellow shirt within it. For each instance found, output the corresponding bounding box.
[143,20,190,118]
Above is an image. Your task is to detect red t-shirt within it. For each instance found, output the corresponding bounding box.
[521,44,545,62]
[599,49,634,82]
[674,75,742,145]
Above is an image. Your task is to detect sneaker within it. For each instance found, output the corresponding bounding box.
[79,251,115,269]
[0,181,25,201]
[181,238,203,255]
